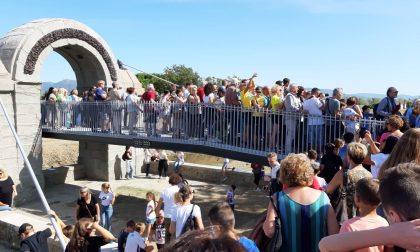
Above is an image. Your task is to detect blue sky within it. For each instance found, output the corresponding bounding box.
[1,0,419,95]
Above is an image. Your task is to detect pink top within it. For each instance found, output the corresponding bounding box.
[340,216,389,252]
[379,131,402,145]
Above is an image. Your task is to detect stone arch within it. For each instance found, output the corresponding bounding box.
[0,18,120,89]
[0,18,143,205]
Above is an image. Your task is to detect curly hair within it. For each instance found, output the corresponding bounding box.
[280,153,313,187]
[386,115,404,130]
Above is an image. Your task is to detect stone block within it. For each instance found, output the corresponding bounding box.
[43,166,70,187]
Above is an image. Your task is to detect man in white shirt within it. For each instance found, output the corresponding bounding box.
[303,88,325,151]
[266,152,281,195]
[155,174,183,243]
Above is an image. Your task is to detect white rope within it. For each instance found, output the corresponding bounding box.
[121,63,177,86]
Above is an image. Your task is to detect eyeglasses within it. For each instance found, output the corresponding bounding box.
[80,191,87,194]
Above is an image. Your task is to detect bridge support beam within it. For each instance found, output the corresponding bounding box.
[78,142,125,181]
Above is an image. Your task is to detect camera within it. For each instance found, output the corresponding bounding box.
[359,127,368,139]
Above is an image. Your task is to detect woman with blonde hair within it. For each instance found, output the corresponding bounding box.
[263,154,338,252]
[326,143,372,222]
[378,128,420,179]
[66,217,116,252]
[99,183,115,232]
[0,168,17,211]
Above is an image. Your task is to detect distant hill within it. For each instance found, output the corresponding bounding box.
[42,79,77,93]
[319,89,419,100]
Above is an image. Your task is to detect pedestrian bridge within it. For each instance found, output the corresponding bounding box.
[41,101,384,164]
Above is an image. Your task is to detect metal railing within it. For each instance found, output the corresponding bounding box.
[41,100,385,158]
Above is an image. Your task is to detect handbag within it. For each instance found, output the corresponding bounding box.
[332,170,349,225]
[249,212,270,251]
[180,204,196,235]
[267,193,282,252]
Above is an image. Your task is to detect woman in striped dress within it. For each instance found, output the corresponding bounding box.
[263,153,339,252]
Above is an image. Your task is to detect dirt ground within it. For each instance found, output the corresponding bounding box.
[19,175,269,251]
[34,139,269,251]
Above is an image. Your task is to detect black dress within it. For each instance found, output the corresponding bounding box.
[0,176,14,206]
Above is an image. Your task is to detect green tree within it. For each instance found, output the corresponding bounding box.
[357,97,369,106]
[136,73,169,94]
[163,64,201,86]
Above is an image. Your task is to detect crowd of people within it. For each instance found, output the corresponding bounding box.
[42,76,420,155]
[2,79,420,252]
[2,128,419,251]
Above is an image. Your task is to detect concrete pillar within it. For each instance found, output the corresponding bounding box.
[0,83,44,206]
[78,142,125,181]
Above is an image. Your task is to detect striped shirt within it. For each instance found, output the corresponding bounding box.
[276,191,330,252]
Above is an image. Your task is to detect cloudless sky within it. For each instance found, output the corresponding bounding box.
[1,0,419,95]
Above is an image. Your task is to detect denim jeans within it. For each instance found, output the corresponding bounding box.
[126,160,133,179]
[0,205,12,211]
[100,204,113,231]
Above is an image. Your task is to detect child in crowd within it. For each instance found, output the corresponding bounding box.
[208,202,259,252]
[174,151,185,173]
[145,192,156,240]
[320,143,343,183]
[125,223,146,252]
[118,220,136,252]
[342,97,362,135]
[226,184,236,211]
[334,138,345,155]
[319,163,420,252]
[312,161,327,189]
[339,178,389,252]
[339,132,355,169]
[152,210,166,251]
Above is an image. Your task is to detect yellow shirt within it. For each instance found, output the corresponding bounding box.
[270,95,283,111]
[240,90,253,109]
[252,95,267,117]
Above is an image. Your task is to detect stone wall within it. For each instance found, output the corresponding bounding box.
[142,161,254,186]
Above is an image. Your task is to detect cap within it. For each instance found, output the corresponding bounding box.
[18,223,33,236]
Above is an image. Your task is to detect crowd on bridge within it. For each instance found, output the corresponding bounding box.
[2,78,420,252]
[42,77,420,155]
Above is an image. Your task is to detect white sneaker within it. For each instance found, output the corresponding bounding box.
[221,177,228,182]
[255,187,261,192]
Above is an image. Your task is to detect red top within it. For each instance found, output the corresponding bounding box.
[197,86,205,102]
[282,176,323,191]
[142,90,156,101]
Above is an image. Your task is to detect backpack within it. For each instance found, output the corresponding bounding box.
[180,205,196,235]
[372,103,383,120]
